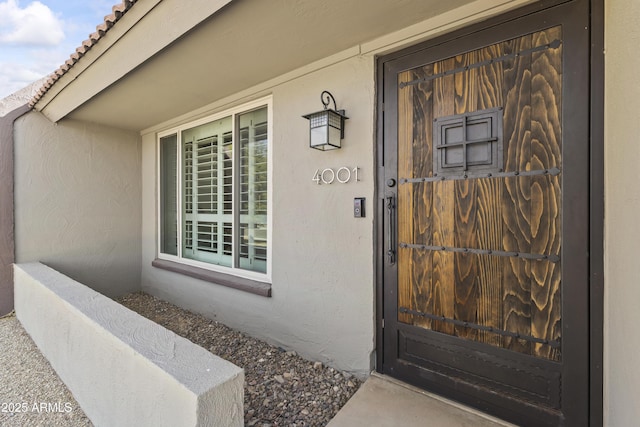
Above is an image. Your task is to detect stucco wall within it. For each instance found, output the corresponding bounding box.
[604,0,640,425]
[15,262,243,427]
[141,56,376,376]
[14,112,141,297]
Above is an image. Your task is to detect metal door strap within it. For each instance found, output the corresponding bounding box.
[399,39,562,89]
[399,243,560,263]
[399,307,561,348]
[400,167,561,184]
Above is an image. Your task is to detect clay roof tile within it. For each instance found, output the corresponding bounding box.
[30,0,138,107]
[104,13,117,25]
[96,22,109,35]
[112,3,126,18]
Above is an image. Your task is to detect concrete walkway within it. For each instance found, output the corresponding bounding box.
[327,373,515,427]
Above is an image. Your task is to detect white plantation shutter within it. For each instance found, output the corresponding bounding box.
[183,139,193,250]
[182,117,233,267]
[238,108,268,273]
[159,102,269,276]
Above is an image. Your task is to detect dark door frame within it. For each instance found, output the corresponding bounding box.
[374,0,603,425]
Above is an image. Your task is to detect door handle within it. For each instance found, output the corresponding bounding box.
[386,195,395,265]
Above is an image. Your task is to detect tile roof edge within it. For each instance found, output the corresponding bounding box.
[29,0,139,109]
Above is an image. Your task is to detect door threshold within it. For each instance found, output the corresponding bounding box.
[327,372,515,427]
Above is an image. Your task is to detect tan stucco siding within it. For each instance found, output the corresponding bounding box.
[604,0,640,425]
[141,55,376,376]
[14,112,142,297]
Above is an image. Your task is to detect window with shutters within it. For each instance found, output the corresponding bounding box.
[158,98,271,280]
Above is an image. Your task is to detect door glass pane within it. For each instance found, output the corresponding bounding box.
[159,134,178,256]
[238,106,268,273]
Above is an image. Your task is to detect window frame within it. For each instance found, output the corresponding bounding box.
[156,96,273,284]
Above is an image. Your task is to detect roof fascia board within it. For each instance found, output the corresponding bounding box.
[33,0,162,115]
[36,0,233,123]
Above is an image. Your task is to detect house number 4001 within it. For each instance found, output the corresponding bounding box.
[312,167,360,185]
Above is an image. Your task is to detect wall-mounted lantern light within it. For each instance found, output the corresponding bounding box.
[302,91,348,151]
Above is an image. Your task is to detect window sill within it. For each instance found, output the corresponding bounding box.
[152,259,272,297]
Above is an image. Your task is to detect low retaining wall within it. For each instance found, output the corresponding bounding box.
[14,262,243,427]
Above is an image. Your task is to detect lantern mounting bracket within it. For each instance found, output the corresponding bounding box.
[321,90,347,137]
[321,90,339,111]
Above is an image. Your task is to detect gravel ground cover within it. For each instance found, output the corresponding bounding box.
[0,292,360,426]
[118,292,362,427]
[0,313,92,427]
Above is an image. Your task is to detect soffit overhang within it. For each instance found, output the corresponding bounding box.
[33,0,535,132]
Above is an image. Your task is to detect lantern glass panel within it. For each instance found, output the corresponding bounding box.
[309,111,328,127]
[328,111,342,129]
[328,125,341,149]
[310,125,328,148]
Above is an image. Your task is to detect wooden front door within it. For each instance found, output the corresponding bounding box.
[379,2,590,425]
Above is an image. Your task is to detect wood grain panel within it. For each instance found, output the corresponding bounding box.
[531,175,562,361]
[531,27,562,170]
[410,66,434,328]
[432,180,455,335]
[394,27,563,360]
[501,34,533,354]
[397,70,415,325]
[530,27,562,361]
[453,179,478,340]
[454,51,478,113]
[453,51,479,340]
[433,58,456,117]
[411,65,434,245]
[476,178,503,346]
[475,43,505,346]
[477,42,505,111]
[431,57,456,334]
[531,255,562,360]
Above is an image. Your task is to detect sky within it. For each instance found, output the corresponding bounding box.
[0,0,117,99]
